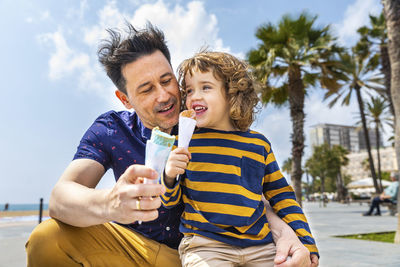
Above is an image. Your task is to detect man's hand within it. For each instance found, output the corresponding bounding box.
[106,165,166,224]
[273,232,313,267]
[310,254,319,267]
[263,197,318,267]
[164,147,191,187]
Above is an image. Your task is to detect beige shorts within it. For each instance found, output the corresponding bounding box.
[178,235,276,267]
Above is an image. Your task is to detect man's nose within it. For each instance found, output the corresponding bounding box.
[156,84,170,102]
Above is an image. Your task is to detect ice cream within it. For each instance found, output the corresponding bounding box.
[150,127,175,147]
[180,109,196,119]
[178,109,197,148]
[144,127,175,184]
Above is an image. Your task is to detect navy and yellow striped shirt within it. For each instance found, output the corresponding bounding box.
[161,128,318,256]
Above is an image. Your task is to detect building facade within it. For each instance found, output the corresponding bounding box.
[309,123,383,153]
[341,146,398,181]
[358,128,382,151]
[309,123,359,152]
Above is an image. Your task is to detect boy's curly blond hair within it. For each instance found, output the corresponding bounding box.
[178,51,259,131]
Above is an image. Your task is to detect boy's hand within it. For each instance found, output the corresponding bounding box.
[164,147,191,186]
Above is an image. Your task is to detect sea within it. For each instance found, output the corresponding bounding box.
[0,203,50,223]
[1,203,49,212]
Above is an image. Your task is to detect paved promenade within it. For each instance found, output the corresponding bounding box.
[0,202,399,266]
[0,221,36,267]
[303,202,399,267]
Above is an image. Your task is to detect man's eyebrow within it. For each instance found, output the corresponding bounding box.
[160,72,173,79]
[136,72,173,90]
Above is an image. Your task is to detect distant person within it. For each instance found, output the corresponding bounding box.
[4,203,9,211]
[25,23,315,266]
[162,51,319,266]
[363,172,399,216]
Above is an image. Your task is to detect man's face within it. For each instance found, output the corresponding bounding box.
[120,50,181,133]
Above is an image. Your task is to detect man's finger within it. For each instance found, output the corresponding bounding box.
[125,183,165,198]
[310,254,319,267]
[132,197,162,211]
[124,165,158,183]
[274,239,290,265]
[134,210,159,222]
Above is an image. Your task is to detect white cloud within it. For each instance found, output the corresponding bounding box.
[37,29,90,80]
[25,10,50,24]
[66,0,89,20]
[128,0,230,69]
[82,1,126,48]
[39,0,231,109]
[333,0,381,47]
[83,0,230,70]
[40,10,50,21]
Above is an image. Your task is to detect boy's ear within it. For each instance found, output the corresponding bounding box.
[115,90,133,109]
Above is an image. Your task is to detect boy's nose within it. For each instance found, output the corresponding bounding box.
[190,89,202,100]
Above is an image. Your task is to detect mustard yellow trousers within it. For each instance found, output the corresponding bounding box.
[25,219,181,267]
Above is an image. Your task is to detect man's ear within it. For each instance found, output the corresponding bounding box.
[115,90,133,109]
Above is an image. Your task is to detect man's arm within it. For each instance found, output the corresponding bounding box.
[264,198,319,267]
[49,159,165,227]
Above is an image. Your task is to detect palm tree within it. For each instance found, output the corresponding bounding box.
[247,12,343,206]
[324,40,383,194]
[331,145,349,202]
[306,144,349,204]
[282,157,292,177]
[382,0,400,245]
[306,144,335,206]
[358,13,394,118]
[365,96,389,191]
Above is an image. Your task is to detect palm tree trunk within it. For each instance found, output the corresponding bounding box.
[320,175,326,207]
[288,66,305,207]
[355,86,380,193]
[382,0,400,244]
[305,170,310,201]
[336,172,345,202]
[375,122,383,192]
[381,44,395,119]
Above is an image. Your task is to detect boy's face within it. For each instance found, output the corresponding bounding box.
[118,50,180,133]
[185,70,235,131]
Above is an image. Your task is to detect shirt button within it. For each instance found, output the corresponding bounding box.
[166,226,170,231]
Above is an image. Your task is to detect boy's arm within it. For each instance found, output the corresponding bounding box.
[160,147,190,208]
[264,198,319,267]
[160,172,182,208]
[263,149,319,258]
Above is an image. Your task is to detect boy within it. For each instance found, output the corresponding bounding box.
[161,51,319,266]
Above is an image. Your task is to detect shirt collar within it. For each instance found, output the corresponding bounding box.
[133,111,178,140]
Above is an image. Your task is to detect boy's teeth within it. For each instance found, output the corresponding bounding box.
[194,106,206,111]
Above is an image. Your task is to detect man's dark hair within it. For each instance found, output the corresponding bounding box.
[98,22,171,94]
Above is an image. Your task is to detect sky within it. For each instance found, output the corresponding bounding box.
[0,0,383,204]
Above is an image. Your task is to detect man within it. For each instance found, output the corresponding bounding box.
[26,23,318,267]
[363,171,399,216]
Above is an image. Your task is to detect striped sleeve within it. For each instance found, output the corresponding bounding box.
[262,145,319,257]
[160,173,182,208]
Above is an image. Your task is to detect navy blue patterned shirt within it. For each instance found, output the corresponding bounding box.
[73,110,184,249]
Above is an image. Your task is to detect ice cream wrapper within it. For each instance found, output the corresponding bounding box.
[178,111,197,148]
[144,127,175,184]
